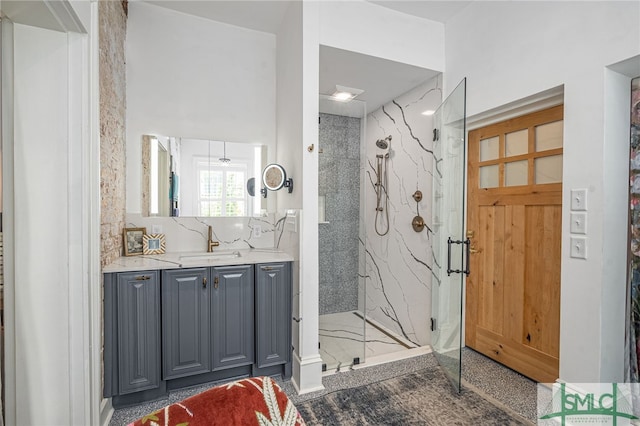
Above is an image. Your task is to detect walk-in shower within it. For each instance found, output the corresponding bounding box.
[318,95,418,374]
[374,135,391,236]
[318,44,446,376]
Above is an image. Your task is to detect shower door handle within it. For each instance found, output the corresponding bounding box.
[447,237,471,276]
[464,238,470,276]
[447,237,453,276]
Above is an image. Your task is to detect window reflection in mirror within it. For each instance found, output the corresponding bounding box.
[142,135,266,217]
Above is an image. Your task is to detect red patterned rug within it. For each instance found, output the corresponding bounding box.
[130,376,306,426]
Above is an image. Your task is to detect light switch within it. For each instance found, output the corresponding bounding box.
[570,236,587,259]
[571,189,587,211]
[252,225,261,239]
[570,212,587,234]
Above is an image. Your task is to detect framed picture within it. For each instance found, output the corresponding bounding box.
[143,234,166,255]
[123,227,146,256]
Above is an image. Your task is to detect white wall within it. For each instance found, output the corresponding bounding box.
[126,2,276,214]
[445,1,640,383]
[13,22,71,424]
[318,0,444,71]
[277,0,324,394]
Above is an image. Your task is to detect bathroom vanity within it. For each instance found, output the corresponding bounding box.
[102,249,293,408]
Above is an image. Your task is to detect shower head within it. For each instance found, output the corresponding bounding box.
[376,135,392,150]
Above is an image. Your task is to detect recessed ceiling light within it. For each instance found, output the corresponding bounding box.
[331,85,364,102]
[421,110,435,116]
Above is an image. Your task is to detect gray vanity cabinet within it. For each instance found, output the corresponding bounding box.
[255,262,291,368]
[104,259,291,406]
[211,265,255,370]
[105,271,161,396]
[162,268,211,380]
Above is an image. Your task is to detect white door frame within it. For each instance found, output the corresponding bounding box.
[1,1,101,424]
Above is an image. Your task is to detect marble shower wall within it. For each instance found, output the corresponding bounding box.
[362,76,442,347]
[318,114,361,315]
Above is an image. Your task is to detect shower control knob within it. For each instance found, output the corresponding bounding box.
[412,216,425,232]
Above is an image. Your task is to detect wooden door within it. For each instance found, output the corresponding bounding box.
[466,105,563,383]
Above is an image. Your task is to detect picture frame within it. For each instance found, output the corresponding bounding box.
[123,227,146,256]
[143,234,166,255]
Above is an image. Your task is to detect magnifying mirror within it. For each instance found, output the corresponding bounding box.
[261,163,293,197]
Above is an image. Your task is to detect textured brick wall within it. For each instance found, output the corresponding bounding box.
[99,0,127,267]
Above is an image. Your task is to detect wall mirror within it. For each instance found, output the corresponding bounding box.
[261,163,293,196]
[142,135,267,217]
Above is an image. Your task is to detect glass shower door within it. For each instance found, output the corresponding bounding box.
[431,79,467,392]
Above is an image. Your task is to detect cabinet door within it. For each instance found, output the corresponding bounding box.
[255,263,292,368]
[162,268,211,380]
[211,265,254,370]
[117,271,161,395]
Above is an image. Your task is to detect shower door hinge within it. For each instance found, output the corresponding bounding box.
[431,317,437,331]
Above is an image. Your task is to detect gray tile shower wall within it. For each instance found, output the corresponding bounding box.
[319,113,361,315]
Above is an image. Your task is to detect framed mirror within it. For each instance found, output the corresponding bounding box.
[141,135,267,217]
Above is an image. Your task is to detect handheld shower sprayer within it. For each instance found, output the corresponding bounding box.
[374,135,392,236]
[375,135,392,152]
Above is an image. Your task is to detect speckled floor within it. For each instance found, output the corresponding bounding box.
[461,347,537,423]
[109,347,537,425]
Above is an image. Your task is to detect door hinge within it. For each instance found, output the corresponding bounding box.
[431,317,437,331]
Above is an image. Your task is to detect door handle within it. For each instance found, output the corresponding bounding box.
[135,275,150,281]
[203,277,207,288]
[447,237,471,276]
[214,276,219,289]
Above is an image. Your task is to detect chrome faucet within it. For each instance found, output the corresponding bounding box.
[207,225,220,252]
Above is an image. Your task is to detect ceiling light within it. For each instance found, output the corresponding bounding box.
[330,85,364,102]
[421,110,435,116]
[219,141,231,165]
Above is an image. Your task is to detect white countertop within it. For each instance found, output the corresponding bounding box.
[103,248,294,273]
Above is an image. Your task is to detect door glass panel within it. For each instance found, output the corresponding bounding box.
[431,78,466,393]
[505,160,528,186]
[505,129,528,157]
[479,165,499,188]
[480,136,499,161]
[536,120,563,151]
[535,155,563,184]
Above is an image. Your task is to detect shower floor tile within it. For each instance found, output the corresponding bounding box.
[319,311,414,372]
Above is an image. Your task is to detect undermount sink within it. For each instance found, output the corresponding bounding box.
[179,251,242,261]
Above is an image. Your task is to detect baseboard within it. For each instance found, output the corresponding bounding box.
[100,397,114,426]
[292,351,324,395]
